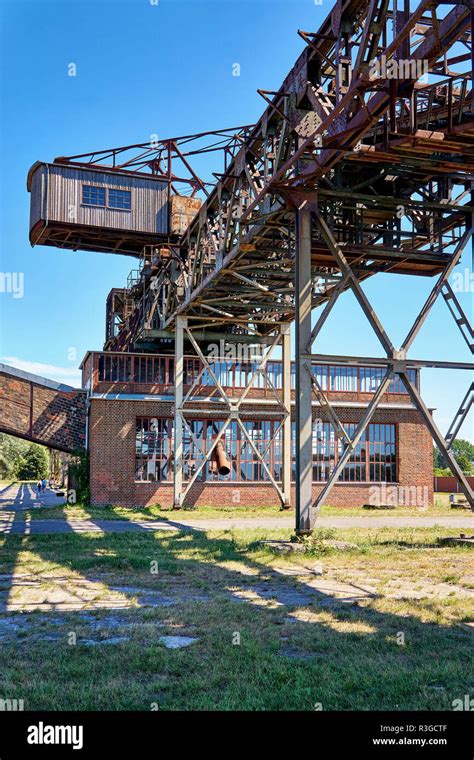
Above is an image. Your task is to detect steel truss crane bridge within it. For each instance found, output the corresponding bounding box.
[34,0,474,532]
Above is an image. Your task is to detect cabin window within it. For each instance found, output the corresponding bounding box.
[108,189,131,210]
[82,185,106,207]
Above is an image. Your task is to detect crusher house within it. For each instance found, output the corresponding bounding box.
[79,345,433,509]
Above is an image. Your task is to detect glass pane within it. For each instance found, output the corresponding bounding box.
[82,185,106,207]
[108,189,131,210]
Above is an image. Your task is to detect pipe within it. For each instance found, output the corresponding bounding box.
[214,440,230,476]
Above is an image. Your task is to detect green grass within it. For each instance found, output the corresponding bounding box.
[7,499,469,522]
[1,479,469,520]
[157,499,467,519]
[0,525,472,710]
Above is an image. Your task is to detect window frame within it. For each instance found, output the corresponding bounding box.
[135,417,173,483]
[311,421,398,484]
[81,184,132,212]
[81,184,106,208]
[108,188,132,211]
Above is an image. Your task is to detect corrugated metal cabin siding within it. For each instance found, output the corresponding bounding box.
[29,167,46,229]
[30,164,169,234]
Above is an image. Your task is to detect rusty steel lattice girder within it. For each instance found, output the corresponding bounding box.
[166,0,472,529]
[294,205,473,532]
[37,1,474,528]
[78,1,474,344]
[157,0,474,332]
[172,318,292,509]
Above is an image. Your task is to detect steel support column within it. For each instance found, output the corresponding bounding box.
[295,204,314,533]
[172,321,289,508]
[173,315,186,508]
[399,372,473,507]
[314,370,394,508]
[445,382,473,449]
[281,322,292,507]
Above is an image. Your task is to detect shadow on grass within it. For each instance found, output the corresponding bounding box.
[376,538,472,550]
[0,503,472,709]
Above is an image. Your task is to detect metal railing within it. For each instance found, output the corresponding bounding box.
[85,351,419,398]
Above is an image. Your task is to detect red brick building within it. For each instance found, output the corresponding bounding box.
[81,350,433,509]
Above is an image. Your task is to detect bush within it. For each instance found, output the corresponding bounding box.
[68,449,90,504]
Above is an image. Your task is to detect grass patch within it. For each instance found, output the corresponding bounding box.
[0,525,472,710]
[1,480,469,520]
[14,500,468,521]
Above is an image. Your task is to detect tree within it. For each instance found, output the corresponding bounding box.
[454,453,472,474]
[16,444,49,480]
[433,438,474,475]
[0,433,30,479]
[0,451,10,480]
[451,439,474,466]
[433,446,442,469]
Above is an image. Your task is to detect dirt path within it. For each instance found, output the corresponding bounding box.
[0,482,65,510]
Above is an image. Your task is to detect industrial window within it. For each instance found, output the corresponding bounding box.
[132,355,169,384]
[388,369,417,394]
[360,367,417,394]
[135,418,172,482]
[312,422,337,482]
[95,355,416,396]
[311,421,397,483]
[337,423,368,482]
[108,189,131,210]
[184,360,267,390]
[82,185,106,207]
[329,366,358,392]
[240,420,282,481]
[97,354,171,385]
[125,356,415,397]
[135,417,282,483]
[369,423,397,482]
[183,419,234,482]
[97,354,131,382]
[182,419,282,483]
[135,417,397,484]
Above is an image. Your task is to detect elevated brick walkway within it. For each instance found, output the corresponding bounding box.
[0,363,86,452]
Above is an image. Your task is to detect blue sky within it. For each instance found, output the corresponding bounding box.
[0,0,472,440]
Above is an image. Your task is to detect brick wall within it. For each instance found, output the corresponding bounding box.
[89,397,433,508]
[434,475,474,493]
[0,372,86,452]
